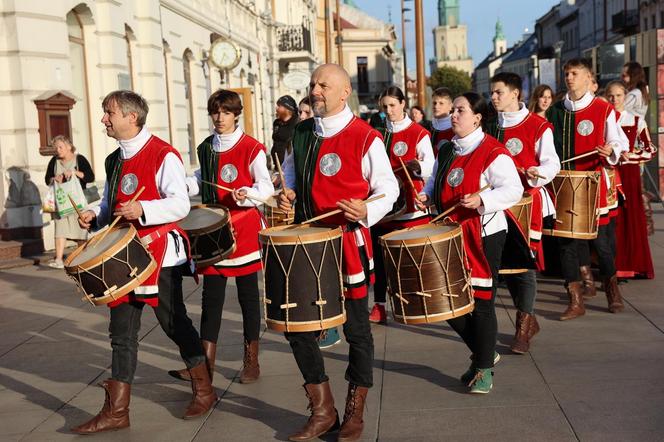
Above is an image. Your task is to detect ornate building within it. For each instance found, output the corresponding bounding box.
[430,0,473,75]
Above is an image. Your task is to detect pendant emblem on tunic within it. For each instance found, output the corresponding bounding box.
[392,141,408,157]
[319,153,342,176]
[447,168,464,187]
[120,173,138,195]
[505,138,524,156]
[220,164,238,183]
[577,120,594,136]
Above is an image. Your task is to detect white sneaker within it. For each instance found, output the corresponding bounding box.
[48,260,64,269]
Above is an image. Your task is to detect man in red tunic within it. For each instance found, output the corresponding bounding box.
[279,64,398,442]
[73,91,216,434]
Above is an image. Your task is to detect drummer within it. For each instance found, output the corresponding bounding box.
[487,72,560,354]
[368,85,434,325]
[279,63,398,442]
[169,89,274,385]
[545,58,626,319]
[417,92,523,394]
[73,90,216,434]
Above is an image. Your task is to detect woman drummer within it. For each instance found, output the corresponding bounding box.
[170,89,274,384]
[417,92,522,394]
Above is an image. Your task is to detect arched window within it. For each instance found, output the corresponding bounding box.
[125,25,136,90]
[183,49,196,164]
[66,9,92,161]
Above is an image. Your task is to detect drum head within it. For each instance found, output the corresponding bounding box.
[69,227,132,266]
[260,225,343,244]
[387,224,457,240]
[179,206,229,230]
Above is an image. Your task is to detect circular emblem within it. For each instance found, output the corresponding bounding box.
[120,173,138,195]
[319,153,342,177]
[392,141,408,157]
[447,168,464,187]
[220,164,238,183]
[505,137,524,156]
[436,139,450,152]
[577,120,594,136]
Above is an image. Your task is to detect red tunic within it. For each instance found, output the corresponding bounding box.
[200,134,265,277]
[108,136,188,308]
[439,135,510,300]
[432,127,455,158]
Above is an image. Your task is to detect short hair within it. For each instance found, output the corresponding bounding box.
[490,72,523,93]
[563,57,592,72]
[432,87,453,100]
[207,89,243,116]
[102,90,149,127]
[527,84,554,113]
[457,92,489,130]
[410,105,426,118]
[605,80,628,95]
[298,96,311,107]
[50,134,75,152]
[379,85,406,103]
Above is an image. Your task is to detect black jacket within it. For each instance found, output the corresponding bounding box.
[45,154,95,189]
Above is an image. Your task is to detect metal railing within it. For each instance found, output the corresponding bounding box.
[277,25,312,52]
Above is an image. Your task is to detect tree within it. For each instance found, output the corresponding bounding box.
[428,65,472,97]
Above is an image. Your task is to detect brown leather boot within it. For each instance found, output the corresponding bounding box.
[338,384,369,442]
[168,340,216,382]
[560,281,586,321]
[510,311,530,354]
[288,382,339,442]
[183,362,218,419]
[579,265,597,298]
[239,339,260,384]
[528,313,540,340]
[71,379,130,434]
[604,275,625,313]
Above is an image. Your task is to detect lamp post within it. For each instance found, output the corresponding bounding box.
[414,0,426,107]
[401,0,412,102]
[335,0,343,66]
[324,0,331,63]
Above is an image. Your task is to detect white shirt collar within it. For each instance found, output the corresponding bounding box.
[564,91,594,111]
[452,126,485,155]
[386,114,412,133]
[119,126,152,159]
[313,105,354,137]
[497,103,529,128]
[432,115,452,131]
[212,126,243,152]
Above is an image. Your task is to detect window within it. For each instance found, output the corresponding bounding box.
[357,56,368,94]
[183,49,196,164]
[66,10,92,161]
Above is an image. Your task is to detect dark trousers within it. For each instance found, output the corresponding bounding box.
[200,273,261,343]
[560,221,616,283]
[285,296,374,388]
[446,230,506,369]
[505,270,537,314]
[109,265,205,384]
[370,225,388,304]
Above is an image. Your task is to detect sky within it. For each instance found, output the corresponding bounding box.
[350,0,560,74]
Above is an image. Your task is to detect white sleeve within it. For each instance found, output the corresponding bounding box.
[282,150,296,190]
[529,128,560,187]
[360,136,400,228]
[185,169,202,197]
[415,134,435,180]
[478,154,524,215]
[604,110,624,165]
[421,157,438,199]
[139,152,191,225]
[237,150,275,207]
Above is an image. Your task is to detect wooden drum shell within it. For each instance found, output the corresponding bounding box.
[499,193,533,275]
[180,204,236,268]
[380,223,474,324]
[543,170,601,240]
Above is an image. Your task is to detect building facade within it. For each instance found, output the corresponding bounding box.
[430,0,473,75]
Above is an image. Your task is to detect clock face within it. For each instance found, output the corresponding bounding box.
[210,40,240,70]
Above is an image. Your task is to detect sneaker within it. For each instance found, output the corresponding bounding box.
[48,259,64,269]
[369,303,387,324]
[317,327,341,349]
[460,352,500,385]
[469,368,493,394]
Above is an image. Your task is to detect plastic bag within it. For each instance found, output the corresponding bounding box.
[55,178,86,217]
[43,184,56,212]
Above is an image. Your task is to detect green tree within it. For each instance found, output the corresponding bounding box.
[428,65,472,97]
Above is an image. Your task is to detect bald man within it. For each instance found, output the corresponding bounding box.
[279,64,399,442]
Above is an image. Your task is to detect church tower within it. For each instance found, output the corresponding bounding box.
[493,18,507,56]
[431,0,473,75]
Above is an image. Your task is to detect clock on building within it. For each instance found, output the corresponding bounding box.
[209,38,241,70]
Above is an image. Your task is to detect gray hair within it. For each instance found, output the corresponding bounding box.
[102,90,149,127]
[50,134,75,152]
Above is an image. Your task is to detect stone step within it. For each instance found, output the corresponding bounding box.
[0,257,38,270]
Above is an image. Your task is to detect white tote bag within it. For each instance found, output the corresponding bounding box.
[54,177,86,217]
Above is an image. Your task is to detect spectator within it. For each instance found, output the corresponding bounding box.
[409,105,433,133]
[271,95,298,165]
[298,96,314,121]
[528,84,554,118]
[622,61,649,119]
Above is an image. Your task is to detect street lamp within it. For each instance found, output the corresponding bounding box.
[401,0,412,101]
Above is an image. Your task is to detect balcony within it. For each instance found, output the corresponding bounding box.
[612,10,639,35]
[275,25,315,63]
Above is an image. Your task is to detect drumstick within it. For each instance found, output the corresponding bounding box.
[518,167,547,181]
[430,184,491,224]
[298,194,386,226]
[274,153,288,191]
[92,186,145,247]
[67,194,84,223]
[397,158,417,190]
[560,150,598,164]
[200,180,280,208]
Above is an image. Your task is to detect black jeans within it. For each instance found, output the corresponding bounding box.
[446,230,506,369]
[200,273,261,343]
[285,296,374,388]
[109,266,205,384]
[577,219,617,279]
[505,270,537,314]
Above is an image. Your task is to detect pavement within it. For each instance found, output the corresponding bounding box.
[2,213,664,441]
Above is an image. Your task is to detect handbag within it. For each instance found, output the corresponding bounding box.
[54,177,86,217]
[43,184,56,213]
[83,185,101,204]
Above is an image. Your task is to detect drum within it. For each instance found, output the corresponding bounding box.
[500,193,533,275]
[605,168,617,208]
[64,224,157,306]
[260,225,345,332]
[543,170,601,239]
[264,206,295,227]
[178,204,235,268]
[380,223,474,324]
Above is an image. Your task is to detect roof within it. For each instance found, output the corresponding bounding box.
[502,33,537,63]
[333,13,357,30]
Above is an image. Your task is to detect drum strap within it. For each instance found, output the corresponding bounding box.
[140,222,179,246]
